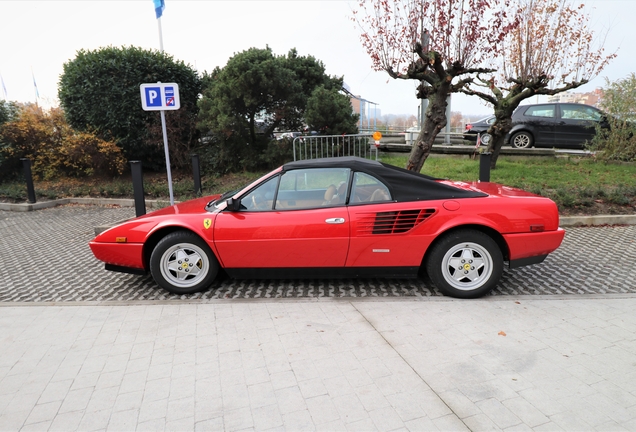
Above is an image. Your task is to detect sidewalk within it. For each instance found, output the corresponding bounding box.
[2,295,636,431]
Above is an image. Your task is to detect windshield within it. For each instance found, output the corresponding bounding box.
[205,166,283,211]
[476,116,495,124]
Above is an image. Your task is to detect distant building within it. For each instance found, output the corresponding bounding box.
[342,83,380,132]
[546,89,603,107]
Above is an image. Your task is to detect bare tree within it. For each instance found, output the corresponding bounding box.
[354,0,519,171]
[460,0,616,168]
[449,111,464,130]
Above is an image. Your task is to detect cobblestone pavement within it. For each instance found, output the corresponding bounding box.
[1,205,635,302]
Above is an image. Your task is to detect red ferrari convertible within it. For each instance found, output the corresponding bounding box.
[90,157,564,298]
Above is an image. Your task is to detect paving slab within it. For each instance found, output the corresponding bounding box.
[1,297,636,431]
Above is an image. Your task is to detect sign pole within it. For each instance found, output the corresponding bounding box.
[160,109,174,205]
[149,0,173,204]
[156,13,170,204]
[157,16,164,52]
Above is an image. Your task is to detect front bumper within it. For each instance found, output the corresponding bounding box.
[89,241,145,270]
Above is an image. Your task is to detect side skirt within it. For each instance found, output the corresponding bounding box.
[224,267,420,280]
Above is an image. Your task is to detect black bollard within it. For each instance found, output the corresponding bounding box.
[130,161,146,217]
[191,154,202,196]
[20,158,37,204]
[479,152,491,182]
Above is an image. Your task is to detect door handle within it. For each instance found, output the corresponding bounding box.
[325,218,345,224]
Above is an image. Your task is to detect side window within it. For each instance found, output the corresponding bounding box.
[351,172,392,203]
[275,168,350,210]
[561,105,601,121]
[241,176,278,211]
[586,107,602,121]
[524,105,556,118]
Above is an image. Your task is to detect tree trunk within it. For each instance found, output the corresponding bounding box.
[487,99,524,168]
[406,88,449,172]
[487,116,513,169]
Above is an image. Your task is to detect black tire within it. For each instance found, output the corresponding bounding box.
[426,229,503,299]
[480,133,492,146]
[510,131,533,149]
[150,231,219,295]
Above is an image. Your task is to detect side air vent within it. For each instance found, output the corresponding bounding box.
[356,209,436,235]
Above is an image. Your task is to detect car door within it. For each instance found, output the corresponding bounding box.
[556,104,601,148]
[213,167,351,269]
[517,104,557,147]
[345,172,432,269]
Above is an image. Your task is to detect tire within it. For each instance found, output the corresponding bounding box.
[480,133,492,146]
[510,131,533,149]
[426,229,503,299]
[150,231,219,295]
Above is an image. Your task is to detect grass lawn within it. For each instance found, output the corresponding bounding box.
[382,154,636,215]
[1,154,635,215]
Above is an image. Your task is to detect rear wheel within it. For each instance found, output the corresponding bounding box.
[426,230,503,298]
[510,131,533,149]
[150,231,219,295]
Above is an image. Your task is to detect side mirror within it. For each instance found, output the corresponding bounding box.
[225,197,241,212]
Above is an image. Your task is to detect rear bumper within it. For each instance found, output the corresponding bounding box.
[504,228,565,262]
[463,132,478,141]
[509,254,547,269]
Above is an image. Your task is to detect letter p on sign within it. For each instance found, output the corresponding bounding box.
[145,87,161,107]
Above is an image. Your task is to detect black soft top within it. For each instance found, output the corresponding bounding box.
[283,157,486,201]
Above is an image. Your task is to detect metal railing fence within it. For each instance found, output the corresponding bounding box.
[292,134,379,161]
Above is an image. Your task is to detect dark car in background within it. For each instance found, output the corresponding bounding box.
[463,115,495,146]
[506,103,607,149]
[463,103,607,150]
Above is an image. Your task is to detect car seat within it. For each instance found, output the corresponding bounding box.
[323,185,337,205]
[369,188,390,202]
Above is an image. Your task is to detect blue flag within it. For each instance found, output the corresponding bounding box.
[153,0,165,19]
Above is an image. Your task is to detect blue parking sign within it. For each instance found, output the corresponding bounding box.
[140,83,180,111]
[144,87,162,107]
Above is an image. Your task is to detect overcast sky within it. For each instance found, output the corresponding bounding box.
[0,0,633,117]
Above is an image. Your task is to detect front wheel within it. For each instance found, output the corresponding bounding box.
[426,230,503,298]
[150,231,219,295]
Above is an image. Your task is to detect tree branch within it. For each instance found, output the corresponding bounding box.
[534,79,589,95]
[459,87,497,106]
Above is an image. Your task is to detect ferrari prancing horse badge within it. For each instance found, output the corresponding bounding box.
[203,218,212,229]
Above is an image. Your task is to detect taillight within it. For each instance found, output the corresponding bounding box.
[465,124,473,131]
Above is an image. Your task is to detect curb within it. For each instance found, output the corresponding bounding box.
[2,197,635,228]
[0,197,172,212]
[559,214,636,227]
[4,293,636,308]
